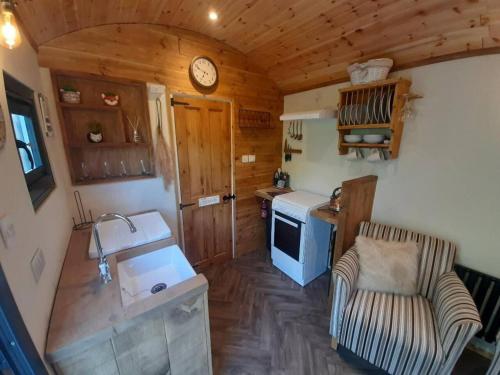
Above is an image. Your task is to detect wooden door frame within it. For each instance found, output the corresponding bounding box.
[169,93,236,260]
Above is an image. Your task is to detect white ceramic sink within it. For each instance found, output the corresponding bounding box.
[89,211,172,259]
[117,244,196,307]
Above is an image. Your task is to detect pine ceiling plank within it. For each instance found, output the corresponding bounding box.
[266,2,485,81]
[251,0,481,71]
[244,0,400,64]
[14,0,500,93]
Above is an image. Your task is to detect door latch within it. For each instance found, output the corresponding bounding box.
[222,194,236,202]
[179,202,196,210]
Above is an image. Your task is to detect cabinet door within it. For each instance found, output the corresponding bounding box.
[113,310,171,375]
[163,293,211,375]
[53,340,119,375]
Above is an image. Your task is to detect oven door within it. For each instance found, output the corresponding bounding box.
[272,210,302,262]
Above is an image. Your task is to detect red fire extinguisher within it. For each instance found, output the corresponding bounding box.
[260,200,268,219]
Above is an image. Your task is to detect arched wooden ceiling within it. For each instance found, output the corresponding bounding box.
[15,0,500,93]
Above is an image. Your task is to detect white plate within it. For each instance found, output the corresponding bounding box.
[386,89,394,122]
[366,94,374,123]
[379,91,386,123]
[371,93,380,123]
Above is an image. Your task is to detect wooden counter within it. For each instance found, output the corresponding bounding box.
[46,229,209,364]
[254,187,292,201]
[310,205,340,225]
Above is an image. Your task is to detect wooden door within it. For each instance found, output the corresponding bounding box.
[173,96,233,267]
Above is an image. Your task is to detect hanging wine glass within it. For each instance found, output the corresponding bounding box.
[103,161,111,178]
[80,161,89,180]
[120,160,128,176]
[140,159,150,175]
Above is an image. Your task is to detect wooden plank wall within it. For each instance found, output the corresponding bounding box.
[38,24,283,256]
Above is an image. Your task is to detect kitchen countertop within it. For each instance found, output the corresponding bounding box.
[254,187,293,201]
[310,204,340,225]
[45,229,208,363]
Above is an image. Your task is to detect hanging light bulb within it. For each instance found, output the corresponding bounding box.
[0,1,21,50]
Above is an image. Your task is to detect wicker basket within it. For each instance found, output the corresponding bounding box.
[60,90,81,104]
[366,58,393,82]
[347,58,393,84]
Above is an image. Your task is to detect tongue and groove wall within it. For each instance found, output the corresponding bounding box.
[37,24,283,257]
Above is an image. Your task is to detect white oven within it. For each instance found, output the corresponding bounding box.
[271,191,331,286]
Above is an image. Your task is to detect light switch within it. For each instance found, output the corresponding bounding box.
[30,248,45,283]
[242,155,249,163]
[0,214,16,249]
[248,154,256,163]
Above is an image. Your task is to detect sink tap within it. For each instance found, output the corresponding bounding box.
[93,213,137,284]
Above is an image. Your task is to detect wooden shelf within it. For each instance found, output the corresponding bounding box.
[53,71,155,185]
[69,142,150,149]
[337,78,411,159]
[59,102,122,111]
[340,143,390,148]
[338,124,391,130]
[74,174,155,186]
[339,78,403,93]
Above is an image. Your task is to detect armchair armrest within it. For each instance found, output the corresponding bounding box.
[330,248,359,341]
[433,271,482,373]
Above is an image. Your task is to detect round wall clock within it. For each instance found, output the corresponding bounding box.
[189,56,218,90]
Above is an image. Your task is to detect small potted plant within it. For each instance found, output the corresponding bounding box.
[101,92,119,106]
[59,85,80,104]
[87,121,103,143]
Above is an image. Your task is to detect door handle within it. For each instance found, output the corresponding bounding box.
[179,202,196,210]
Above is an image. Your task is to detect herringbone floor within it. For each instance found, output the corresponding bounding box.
[204,250,490,375]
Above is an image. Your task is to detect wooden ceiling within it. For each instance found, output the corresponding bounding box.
[15,0,500,93]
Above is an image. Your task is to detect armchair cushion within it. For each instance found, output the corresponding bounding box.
[356,235,420,296]
[359,221,456,300]
[433,272,482,373]
[340,289,443,375]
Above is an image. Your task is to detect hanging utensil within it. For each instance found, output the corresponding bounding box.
[288,121,292,136]
[297,120,303,140]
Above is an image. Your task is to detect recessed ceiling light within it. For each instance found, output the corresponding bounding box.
[208,11,218,21]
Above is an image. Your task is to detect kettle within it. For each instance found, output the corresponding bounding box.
[330,187,342,212]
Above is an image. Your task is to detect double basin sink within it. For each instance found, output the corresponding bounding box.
[90,211,196,307]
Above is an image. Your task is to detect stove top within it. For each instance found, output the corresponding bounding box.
[272,190,329,222]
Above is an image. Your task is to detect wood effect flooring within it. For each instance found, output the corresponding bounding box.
[204,250,491,375]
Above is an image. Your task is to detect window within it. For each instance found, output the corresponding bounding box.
[4,72,55,210]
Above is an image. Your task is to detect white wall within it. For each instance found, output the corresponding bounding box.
[0,41,73,364]
[283,55,500,278]
[38,76,180,240]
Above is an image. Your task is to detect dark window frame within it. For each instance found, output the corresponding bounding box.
[4,72,55,211]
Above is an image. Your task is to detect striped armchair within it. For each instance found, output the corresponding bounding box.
[330,222,482,375]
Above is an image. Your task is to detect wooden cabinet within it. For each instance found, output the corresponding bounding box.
[51,291,211,375]
[52,71,155,185]
[337,78,411,159]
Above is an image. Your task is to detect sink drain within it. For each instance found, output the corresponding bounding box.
[151,283,167,294]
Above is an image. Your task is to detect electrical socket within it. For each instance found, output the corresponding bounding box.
[30,248,45,284]
[0,214,16,249]
[248,154,256,163]
[241,155,249,163]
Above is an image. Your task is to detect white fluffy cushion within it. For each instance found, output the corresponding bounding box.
[355,235,420,296]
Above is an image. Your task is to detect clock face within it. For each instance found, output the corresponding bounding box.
[190,57,218,88]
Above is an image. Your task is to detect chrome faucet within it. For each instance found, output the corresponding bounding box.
[93,213,137,284]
